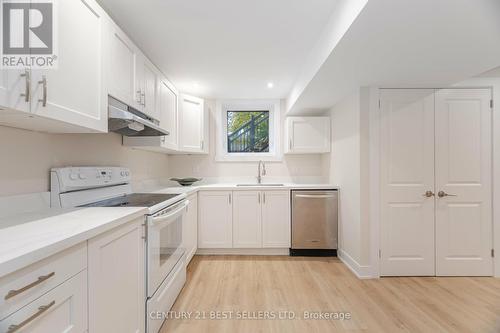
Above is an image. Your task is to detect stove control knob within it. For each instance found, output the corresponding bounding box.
[69,173,78,180]
[79,173,86,180]
[120,171,126,177]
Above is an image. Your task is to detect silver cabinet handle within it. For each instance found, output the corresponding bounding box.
[295,194,336,199]
[5,272,55,300]
[438,191,456,198]
[20,69,30,102]
[263,193,266,204]
[38,75,47,107]
[258,193,261,204]
[136,90,142,104]
[7,300,55,333]
[289,139,292,150]
[229,194,232,205]
[423,191,435,198]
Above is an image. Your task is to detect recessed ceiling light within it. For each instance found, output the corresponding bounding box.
[267,82,274,89]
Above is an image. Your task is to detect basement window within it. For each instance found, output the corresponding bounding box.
[227,111,270,153]
[216,100,281,161]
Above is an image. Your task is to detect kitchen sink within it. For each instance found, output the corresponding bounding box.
[236,184,285,187]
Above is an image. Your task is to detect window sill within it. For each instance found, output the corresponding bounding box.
[215,153,283,162]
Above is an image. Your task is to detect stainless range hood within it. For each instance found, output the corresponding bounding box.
[108,96,169,137]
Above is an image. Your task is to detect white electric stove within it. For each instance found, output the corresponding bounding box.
[50,167,187,333]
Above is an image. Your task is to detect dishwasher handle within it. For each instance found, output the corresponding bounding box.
[294,194,336,199]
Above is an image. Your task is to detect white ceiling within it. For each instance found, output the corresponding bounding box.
[98,0,339,99]
[287,0,500,113]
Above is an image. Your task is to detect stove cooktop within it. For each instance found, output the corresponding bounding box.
[80,193,181,208]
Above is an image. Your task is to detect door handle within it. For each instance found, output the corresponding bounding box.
[20,69,30,102]
[38,76,47,107]
[437,191,456,198]
[422,191,435,198]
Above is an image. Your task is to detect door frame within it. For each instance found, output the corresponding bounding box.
[369,85,499,278]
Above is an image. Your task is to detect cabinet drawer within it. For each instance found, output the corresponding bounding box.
[0,270,87,333]
[0,243,86,319]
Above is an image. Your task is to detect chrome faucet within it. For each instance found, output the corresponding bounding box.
[257,160,266,184]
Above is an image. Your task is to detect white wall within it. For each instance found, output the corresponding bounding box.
[323,88,371,273]
[0,126,169,197]
[169,99,327,183]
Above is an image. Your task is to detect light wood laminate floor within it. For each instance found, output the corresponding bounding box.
[161,256,500,333]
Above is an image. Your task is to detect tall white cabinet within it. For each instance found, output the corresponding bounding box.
[379,88,493,277]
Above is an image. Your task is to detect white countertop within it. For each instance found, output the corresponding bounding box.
[149,183,339,196]
[0,207,147,278]
[0,182,337,278]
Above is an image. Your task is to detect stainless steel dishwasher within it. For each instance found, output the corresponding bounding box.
[291,189,338,256]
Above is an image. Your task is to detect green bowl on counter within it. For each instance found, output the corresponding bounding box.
[170,178,202,186]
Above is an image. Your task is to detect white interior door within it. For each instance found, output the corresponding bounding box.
[435,88,493,276]
[380,89,436,276]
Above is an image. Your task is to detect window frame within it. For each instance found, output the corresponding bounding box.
[215,99,282,162]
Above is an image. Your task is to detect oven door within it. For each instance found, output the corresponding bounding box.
[147,199,188,297]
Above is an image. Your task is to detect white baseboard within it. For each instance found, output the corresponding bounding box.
[338,249,373,279]
[196,248,289,256]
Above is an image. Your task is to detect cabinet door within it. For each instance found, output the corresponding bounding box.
[0,69,30,113]
[0,270,87,333]
[183,194,198,264]
[179,94,206,153]
[158,79,178,150]
[233,191,262,248]
[88,218,145,333]
[106,22,139,108]
[286,117,330,154]
[30,0,107,132]
[198,191,233,248]
[262,191,291,248]
[142,60,159,120]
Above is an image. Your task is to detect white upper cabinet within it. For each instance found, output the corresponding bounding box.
[178,94,208,154]
[285,117,331,154]
[30,0,107,132]
[158,79,179,150]
[0,0,108,133]
[105,22,140,109]
[141,59,160,120]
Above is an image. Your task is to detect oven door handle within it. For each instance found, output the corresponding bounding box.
[151,200,189,228]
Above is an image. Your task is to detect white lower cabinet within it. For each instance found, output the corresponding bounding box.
[183,193,198,264]
[233,191,262,248]
[88,217,145,333]
[198,190,291,249]
[0,270,87,333]
[262,191,291,248]
[198,191,233,248]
